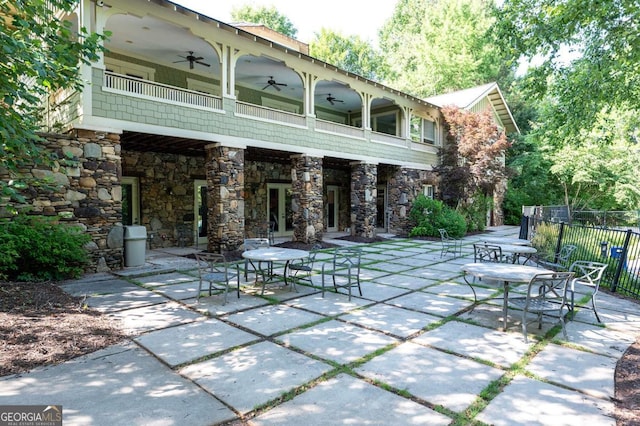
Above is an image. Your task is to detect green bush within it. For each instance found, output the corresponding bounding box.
[0,215,91,281]
[458,192,492,232]
[409,195,467,238]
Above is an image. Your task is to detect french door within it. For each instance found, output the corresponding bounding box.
[267,183,293,237]
[194,180,208,245]
[376,184,387,232]
[326,185,339,232]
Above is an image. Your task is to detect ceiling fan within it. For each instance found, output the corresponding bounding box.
[173,51,210,69]
[325,94,344,105]
[263,76,287,91]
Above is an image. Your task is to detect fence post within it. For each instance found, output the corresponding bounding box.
[553,222,565,263]
[611,229,632,293]
[519,216,529,239]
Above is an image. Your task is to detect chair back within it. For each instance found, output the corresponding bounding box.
[473,243,503,263]
[332,247,362,271]
[525,272,574,307]
[244,238,270,250]
[195,252,228,275]
[569,260,607,288]
[556,244,577,266]
[439,229,453,241]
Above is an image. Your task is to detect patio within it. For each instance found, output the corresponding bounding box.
[1,226,637,425]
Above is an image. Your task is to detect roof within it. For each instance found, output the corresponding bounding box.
[426,82,520,134]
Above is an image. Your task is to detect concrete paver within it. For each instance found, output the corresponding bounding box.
[251,373,452,425]
[339,303,441,338]
[477,375,616,426]
[356,341,505,412]
[0,343,235,426]
[179,341,332,414]
[222,304,326,336]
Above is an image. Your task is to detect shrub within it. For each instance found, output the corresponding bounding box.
[459,192,492,232]
[0,215,91,281]
[409,195,467,238]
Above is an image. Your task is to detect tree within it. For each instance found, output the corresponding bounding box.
[436,106,511,206]
[231,5,297,39]
[495,0,640,137]
[309,29,385,80]
[1,0,108,202]
[379,0,509,97]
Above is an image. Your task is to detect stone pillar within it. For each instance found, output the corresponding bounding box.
[204,143,244,255]
[387,167,436,236]
[290,155,323,244]
[350,162,377,238]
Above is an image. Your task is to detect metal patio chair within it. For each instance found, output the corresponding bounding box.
[195,252,240,305]
[439,228,463,258]
[507,271,574,343]
[321,247,362,301]
[243,237,272,281]
[473,243,505,263]
[567,260,608,322]
[287,244,322,290]
[535,244,577,271]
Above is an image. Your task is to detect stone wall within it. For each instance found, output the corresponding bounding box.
[121,150,205,248]
[0,131,124,272]
[290,155,323,243]
[350,163,377,238]
[387,167,437,236]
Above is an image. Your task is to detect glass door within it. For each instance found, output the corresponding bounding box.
[121,177,140,225]
[194,180,208,245]
[267,183,293,237]
[376,185,387,232]
[326,185,339,232]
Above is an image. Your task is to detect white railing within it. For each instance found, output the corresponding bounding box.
[235,101,306,127]
[371,131,408,147]
[315,119,365,138]
[104,72,222,110]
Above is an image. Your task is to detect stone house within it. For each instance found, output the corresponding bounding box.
[10,0,518,272]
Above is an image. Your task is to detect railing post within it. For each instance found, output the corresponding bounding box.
[519,215,529,239]
[553,222,565,263]
[611,229,632,293]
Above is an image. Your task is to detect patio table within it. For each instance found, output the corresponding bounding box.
[482,237,532,246]
[461,262,553,330]
[242,247,309,293]
[493,244,538,264]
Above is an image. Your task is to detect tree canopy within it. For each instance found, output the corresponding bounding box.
[379,0,508,97]
[309,29,385,80]
[231,5,298,39]
[0,0,107,201]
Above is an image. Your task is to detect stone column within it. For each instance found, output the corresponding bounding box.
[204,143,244,255]
[350,162,377,238]
[291,155,323,244]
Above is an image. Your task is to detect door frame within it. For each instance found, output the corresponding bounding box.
[121,176,140,225]
[194,179,207,245]
[267,183,293,237]
[376,184,388,232]
[326,185,339,232]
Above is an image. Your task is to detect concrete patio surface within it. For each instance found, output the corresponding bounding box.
[1,226,637,425]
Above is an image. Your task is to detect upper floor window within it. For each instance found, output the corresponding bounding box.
[104,57,155,81]
[411,116,437,145]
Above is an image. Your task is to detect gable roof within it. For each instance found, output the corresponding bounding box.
[426,82,520,134]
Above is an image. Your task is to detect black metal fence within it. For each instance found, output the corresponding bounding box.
[521,216,640,299]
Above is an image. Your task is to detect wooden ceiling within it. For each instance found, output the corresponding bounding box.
[119,131,350,169]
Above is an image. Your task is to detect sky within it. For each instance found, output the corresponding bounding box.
[172,0,399,45]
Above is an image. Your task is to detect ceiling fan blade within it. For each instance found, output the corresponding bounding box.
[195,61,211,67]
[273,84,281,91]
[193,56,204,61]
[263,84,271,90]
[173,59,187,63]
[276,82,287,86]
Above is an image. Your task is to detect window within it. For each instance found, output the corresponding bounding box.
[187,78,219,95]
[371,111,399,136]
[261,97,300,113]
[422,185,434,199]
[104,58,155,81]
[410,116,437,144]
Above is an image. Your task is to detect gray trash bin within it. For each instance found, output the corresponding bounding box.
[124,225,147,267]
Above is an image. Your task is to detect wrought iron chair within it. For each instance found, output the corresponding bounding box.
[287,244,322,290]
[567,260,608,322]
[439,228,462,258]
[507,272,574,343]
[321,247,362,300]
[473,243,505,263]
[194,253,240,305]
[535,244,577,271]
[243,237,271,281]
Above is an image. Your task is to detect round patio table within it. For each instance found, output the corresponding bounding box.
[482,237,532,246]
[242,248,309,294]
[461,262,552,330]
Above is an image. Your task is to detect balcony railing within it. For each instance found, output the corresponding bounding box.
[315,119,365,139]
[235,101,307,127]
[104,72,222,110]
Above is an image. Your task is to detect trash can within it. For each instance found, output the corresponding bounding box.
[124,225,147,267]
[610,246,627,269]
